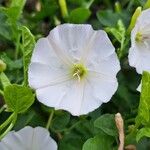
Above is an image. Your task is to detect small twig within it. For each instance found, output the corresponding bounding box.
[115,113,124,150]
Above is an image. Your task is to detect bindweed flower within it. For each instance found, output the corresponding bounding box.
[128,9,150,74]
[0,126,57,150]
[28,24,120,116]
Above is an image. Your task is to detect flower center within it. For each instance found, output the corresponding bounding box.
[71,64,87,81]
[135,31,150,43]
[135,32,143,43]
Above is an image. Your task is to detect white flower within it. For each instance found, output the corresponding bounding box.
[0,126,57,150]
[128,9,150,74]
[28,24,120,116]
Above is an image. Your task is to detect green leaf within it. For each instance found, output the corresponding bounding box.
[69,8,91,23]
[4,0,26,23]
[14,109,46,130]
[60,135,83,150]
[96,10,129,27]
[96,10,119,27]
[106,20,125,43]
[106,27,122,42]
[94,114,118,137]
[136,128,150,142]
[144,0,150,9]
[0,12,12,40]
[106,20,126,58]
[136,71,150,126]
[59,120,99,150]
[0,0,26,40]
[0,72,11,89]
[1,53,23,70]
[21,26,35,86]
[4,84,35,114]
[52,111,70,131]
[82,131,114,150]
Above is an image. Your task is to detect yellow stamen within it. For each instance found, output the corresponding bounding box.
[135,32,143,43]
[71,64,87,82]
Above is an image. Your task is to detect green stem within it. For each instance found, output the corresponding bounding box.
[46,109,55,130]
[57,120,82,133]
[0,105,6,114]
[0,113,14,131]
[15,34,21,60]
[0,113,17,140]
[58,0,68,18]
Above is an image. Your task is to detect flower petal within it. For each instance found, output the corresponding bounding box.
[56,80,86,116]
[36,79,102,116]
[129,45,150,74]
[31,37,71,67]
[31,38,55,65]
[77,80,103,115]
[128,46,140,67]
[87,71,118,103]
[136,9,150,28]
[36,80,86,116]
[47,24,94,62]
[82,30,116,64]
[28,62,70,89]
[87,53,120,78]
[36,75,117,116]
[0,126,57,150]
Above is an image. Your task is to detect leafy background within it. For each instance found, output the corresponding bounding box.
[0,0,150,149]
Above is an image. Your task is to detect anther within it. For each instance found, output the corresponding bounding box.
[73,69,81,82]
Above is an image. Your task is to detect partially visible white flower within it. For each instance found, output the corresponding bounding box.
[0,126,57,150]
[128,9,150,74]
[28,24,120,116]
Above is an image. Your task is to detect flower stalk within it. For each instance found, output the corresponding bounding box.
[58,0,68,18]
[46,109,55,130]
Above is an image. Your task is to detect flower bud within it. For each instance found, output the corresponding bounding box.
[115,113,124,150]
[0,60,6,72]
[115,1,122,13]
[127,7,142,34]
